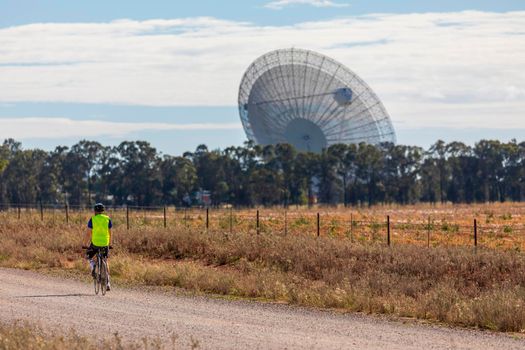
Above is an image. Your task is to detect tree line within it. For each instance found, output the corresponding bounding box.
[0,138,523,207]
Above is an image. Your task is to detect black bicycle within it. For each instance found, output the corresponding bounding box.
[83,246,111,295]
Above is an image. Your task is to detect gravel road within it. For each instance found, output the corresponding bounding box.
[0,267,523,349]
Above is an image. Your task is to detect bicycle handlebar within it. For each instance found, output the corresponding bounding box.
[82,245,113,249]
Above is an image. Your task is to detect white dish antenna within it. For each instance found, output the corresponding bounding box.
[238,48,396,152]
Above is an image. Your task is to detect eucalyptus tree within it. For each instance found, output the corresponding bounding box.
[191,144,231,205]
[499,140,522,201]
[473,140,506,202]
[70,140,105,204]
[446,141,474,203]
[318,144,345,205]
[222,146,244,205]
[273,143,297,206]
[1,137,524,207]
[355,142,385,206]
[2,148,47,204]
[429,140,449,203]
[382,143,422,204]
[0,139,18,204]
[38,146,68,204]
[419,156,440,203]
[115,141,162,205]
[160,155,197,205]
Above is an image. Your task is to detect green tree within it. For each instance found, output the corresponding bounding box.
[429,140,449,203]
[70,140,105,204]
[115,141,162,205]
[355,143,384,206]
[160,155,197,205]
[3,149,47,204]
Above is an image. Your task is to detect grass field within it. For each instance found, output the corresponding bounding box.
[0,321,185,349]
[10,202,525,249]
[1,203,525,333]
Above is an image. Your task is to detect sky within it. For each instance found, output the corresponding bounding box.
[1,0,524,155]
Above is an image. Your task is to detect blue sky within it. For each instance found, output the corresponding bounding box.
[1,1,524,154]
[2,1,524,26]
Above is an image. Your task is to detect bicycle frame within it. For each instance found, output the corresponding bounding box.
[83,245,111,295]
[87,247,108,296]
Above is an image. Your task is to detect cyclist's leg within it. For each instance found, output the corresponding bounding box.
[85,245,97,276]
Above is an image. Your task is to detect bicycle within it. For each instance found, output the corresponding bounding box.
[83,246,112,295]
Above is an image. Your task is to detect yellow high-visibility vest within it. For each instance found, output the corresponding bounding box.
[91,214,111,247]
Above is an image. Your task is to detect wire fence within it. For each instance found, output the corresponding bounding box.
[1,203,524,250]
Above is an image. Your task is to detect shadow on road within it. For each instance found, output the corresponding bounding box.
[14,293,93,298]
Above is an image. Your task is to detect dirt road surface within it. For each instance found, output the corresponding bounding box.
[0,268,523,349]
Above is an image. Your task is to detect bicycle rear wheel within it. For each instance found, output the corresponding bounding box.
[100,259,108,296]
[94,258,100,295]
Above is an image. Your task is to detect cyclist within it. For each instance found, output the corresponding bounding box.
[85,203,113,291]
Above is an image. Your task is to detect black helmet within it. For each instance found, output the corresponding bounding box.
[94,203,105,213]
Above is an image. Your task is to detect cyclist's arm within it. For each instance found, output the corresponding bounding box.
[108,219,113,246]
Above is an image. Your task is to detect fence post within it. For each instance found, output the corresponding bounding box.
[256,209,260,234]
[387,215,391,246]
[284,210,288,235]
[427,216,430,248]
[474,219,478,248]
[163,206,167,228]
[229,207,233,234]
[65,204,69,224]
[317,212,320,237]
[40,201,44,221]
[205,207,209,233]
[350,213,353,242]
[17,205,21,220]
[126,205,130,230]
[184,208,188,227]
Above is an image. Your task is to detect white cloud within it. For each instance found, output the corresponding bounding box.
[264,0,349,10]
[0,117,241,139]
[0,11,524,130]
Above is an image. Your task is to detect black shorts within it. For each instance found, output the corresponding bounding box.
[86,244,109,259]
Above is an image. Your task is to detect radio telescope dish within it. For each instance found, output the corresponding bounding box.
[238,48,396,153]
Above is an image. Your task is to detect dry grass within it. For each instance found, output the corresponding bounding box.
[7,202,525,249]
[0,321,185,349]
[135,203,525,250]
[1,203,525,333]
